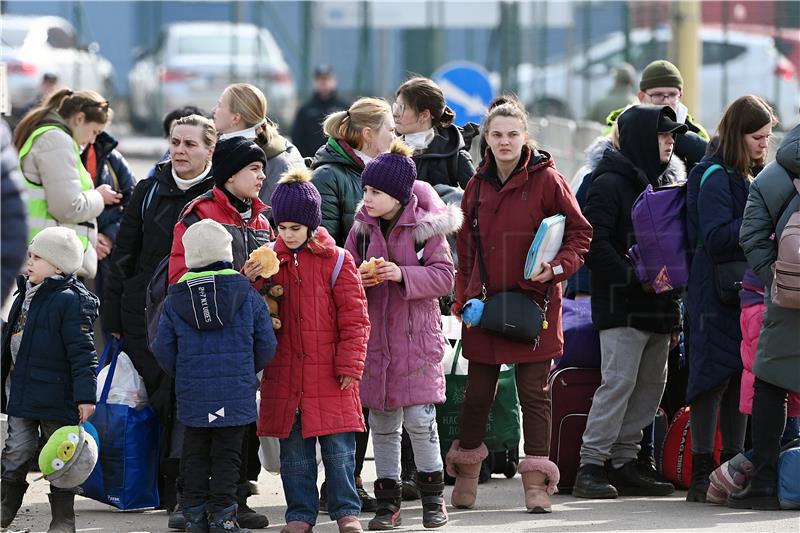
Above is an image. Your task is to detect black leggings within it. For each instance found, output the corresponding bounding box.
[689,376,747,455]
[750,377,789,488]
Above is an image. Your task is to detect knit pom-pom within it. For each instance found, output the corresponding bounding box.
[278,167,313,185]
[389,139,414,157]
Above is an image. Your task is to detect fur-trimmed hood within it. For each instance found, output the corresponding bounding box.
[583,134,687,185]
[352,180,463,244]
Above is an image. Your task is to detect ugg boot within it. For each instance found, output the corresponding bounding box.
[0,478,28,528]
[47,492,76,533]
[416,471,448,528]
[686,453,716,503]
[208,504,251,533]
[183,504,209,533]
[337,516,363,533]
[368,478,402,531]
[518,456,560,513]
[444,440,488,509]
[280,521,313,533]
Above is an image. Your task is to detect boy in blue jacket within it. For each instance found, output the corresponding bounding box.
[1,227,99,531]
[154,219,277,533]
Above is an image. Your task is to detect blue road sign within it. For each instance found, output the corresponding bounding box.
[432,62,496,127]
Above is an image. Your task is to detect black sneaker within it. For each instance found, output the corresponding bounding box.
[608,460,675,496]
[573,464,618,499]
[319,481,328,513]
[356,476,378,513]
[237,501,269,529]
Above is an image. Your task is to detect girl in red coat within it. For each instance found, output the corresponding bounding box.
[447,99,592,513]
[257,168,370,533]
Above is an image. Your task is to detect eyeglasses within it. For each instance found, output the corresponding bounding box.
[81,100,110,112]
[392,102,405,116]
[645,91,681,104]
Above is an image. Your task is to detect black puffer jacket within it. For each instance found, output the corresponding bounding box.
[411,124,475,189]
[311,138,365,246]
[103,162,214,422]
[584,105,681,333]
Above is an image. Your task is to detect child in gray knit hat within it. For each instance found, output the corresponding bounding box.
[1,227,99,531]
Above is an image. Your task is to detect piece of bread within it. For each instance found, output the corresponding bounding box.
[360,257,385,285]
[249,246,280,278]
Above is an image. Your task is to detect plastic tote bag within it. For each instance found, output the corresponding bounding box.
[80,338,160,510]
[436,339,521,453]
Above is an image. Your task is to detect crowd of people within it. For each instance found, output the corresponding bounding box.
[0,58,798,533]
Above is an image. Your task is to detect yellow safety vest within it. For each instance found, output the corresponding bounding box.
[18,125,94,249]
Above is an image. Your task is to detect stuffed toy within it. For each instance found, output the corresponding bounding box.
[461,298,485,328]
[250,245,283,329]
[38,425,98,488]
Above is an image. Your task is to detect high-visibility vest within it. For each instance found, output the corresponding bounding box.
[18,125,95,250]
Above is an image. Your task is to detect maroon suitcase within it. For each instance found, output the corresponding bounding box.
[548,367,602,491]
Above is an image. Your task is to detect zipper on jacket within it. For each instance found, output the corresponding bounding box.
[775,269,800,277]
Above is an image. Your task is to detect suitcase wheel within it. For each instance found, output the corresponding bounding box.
[504,459,518,478]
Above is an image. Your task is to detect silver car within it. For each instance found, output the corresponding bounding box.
[2,15,114,114]
[517,27,800,130]
[128,21,296,133]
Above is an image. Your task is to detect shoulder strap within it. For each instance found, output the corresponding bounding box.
[141,181,159,219]
[330,247,345,287]
[699,164,724,190]
[470,179,489,299]
[106,159,120,191]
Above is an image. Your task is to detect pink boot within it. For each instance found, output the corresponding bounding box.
[445,440,488,509]
[337,515,363,532]
[281,520,313,533]
[518,456,560,513]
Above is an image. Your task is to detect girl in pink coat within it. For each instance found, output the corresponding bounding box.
[345,141,462,530]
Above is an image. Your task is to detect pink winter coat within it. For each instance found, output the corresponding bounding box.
[345,181,462,410]
[740,303,800,416]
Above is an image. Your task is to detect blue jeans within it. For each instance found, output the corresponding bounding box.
[280,415,360,525]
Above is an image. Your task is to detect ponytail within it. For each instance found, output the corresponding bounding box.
[322,98,391,150]
[13,88,111,150]
[439,106,456,128]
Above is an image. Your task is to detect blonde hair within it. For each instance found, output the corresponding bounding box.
[13,88,112,150]
[482,96,537,149]
[322,97,392,150]
[170,114,218,149]
[222,83,277,146]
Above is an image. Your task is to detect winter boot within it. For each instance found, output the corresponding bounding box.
[183,504,209,533]
[445,440,488,509]
[607,460,674,496]
[400,433,420,501]
[518,457,560,513]
[415,471,448,528]
[208,504,251,533]
[319,480,329,513]
[168,503,186,531]
[356,476,378,513]
[46,492,75,533]
[368,478,402,531]
[686,453,716,503]
[0,478,28,528]
[280,521,313,533]
[237,483,269,529]
[337,516,363,533]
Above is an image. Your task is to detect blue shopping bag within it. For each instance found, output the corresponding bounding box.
[80,338,160,510]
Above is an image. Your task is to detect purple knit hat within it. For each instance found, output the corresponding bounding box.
[270,168,322,230]
[361,140,417,205]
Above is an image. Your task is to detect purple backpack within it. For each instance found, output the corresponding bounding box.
[628,183,689,294]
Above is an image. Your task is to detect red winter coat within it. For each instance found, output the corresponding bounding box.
[455,146,592,364]
[258,227,370,439]
[168,186,274,284]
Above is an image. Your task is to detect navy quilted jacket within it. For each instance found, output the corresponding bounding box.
[153,267,276,427]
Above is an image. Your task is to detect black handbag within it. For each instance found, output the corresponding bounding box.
[470,179,550,345]
[713,260,748,306]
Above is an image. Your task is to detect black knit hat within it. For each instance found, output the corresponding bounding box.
[361,140,417,205]
[639,60,683,91]
[212,137,267,186]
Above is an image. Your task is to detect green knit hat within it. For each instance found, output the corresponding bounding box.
[639,60,683,91]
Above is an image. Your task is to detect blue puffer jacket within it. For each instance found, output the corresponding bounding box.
[1,275,99,425]
[153,266,277,427]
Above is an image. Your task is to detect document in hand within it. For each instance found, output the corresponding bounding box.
[524,214,566,279]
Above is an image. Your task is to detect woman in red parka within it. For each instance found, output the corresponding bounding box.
[258,168,370,533]
[447,98,592,513]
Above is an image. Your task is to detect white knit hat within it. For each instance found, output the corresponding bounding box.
[182,219,233,269]
[29,227,83,275]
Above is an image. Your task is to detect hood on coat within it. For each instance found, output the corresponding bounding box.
[90,131,119,163]
[412,124,465,161]
[777,123,800,176]
[352,181,463,244]
[585,134,686,185]
[617,105,672,183]
[311,138,364,172]
[168,271,250,331]
[257,125,289,159]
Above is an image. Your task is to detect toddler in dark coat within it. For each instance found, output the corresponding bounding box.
[154,218,276,532]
